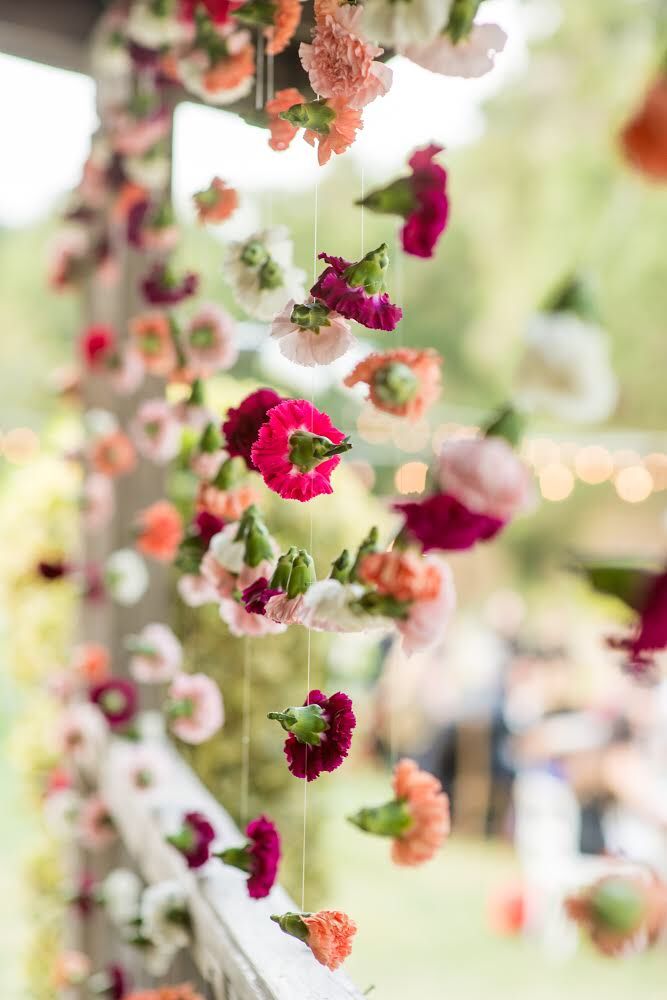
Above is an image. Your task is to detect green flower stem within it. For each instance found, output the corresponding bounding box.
[166,826,195,852]
[348,798,414,838]
[356,177,417,219]
[267,703,329,747]
[270,912,310,942]
[216,845,253,873]
[446,0,483,43]
[199,421,224,454]
[484,405,524,447]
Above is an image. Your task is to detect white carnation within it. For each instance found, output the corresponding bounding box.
[225,227,306,323]
[103,868,143,928]
[362,0,451,47]
[141,880,191,952]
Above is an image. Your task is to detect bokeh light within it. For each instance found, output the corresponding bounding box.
[539,462,574,501]
[614,465,653,503]
[395,461,428,495]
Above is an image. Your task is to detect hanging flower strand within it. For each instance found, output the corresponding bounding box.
[214,814,281,899]
[311,244,403,331]
[268,688,356,780]
[270,909,357,971]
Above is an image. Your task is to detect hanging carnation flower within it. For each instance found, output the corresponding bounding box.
[261,548,316,624]
[130,398,182,464]
[91,430,137,478]
[437,435,535,522]
[270,909,357,971]
[126,0,195,49]
[109,345,146,396]
[87,964,128,1000]
[361,0,451,47]
[215,814,281,899]
[89,677,138,730]
[193,176,239,223]
[396,555,456,655]
[268,688,356,781]
[141,263,199,306]
[234,0,302,55]
[196,481,259,521]
[130,312,179,377]
[135,500,184,562]
[299,4,392,109]
[271,298,355,367]
[311,245,402,331]
[349,758,450,865]
[141,880,191,952]
[251,399,351,502]
[620,71,667,182]
[345,348,442,420]
[127,622,183,684]
[265,88,305,151]
[584,565,667,675]
[358,549,442,604]
[224,226,306,322]
[178,20,255,106]
[359,144,449,258]
[404,1,507,80]
[82,473,115,532]
[79,324,116,371]
[565,873,667,957]
[166,810,216,869]
[77,794,117,851]
[166,672,224,744]
[395,492,505,552]
[104,548,150,606]
[72,642,111,686]
[279,96,363,165]
[222,387,284,469]
[181,303,238,376]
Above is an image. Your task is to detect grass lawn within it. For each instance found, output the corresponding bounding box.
[319,766,667,1000]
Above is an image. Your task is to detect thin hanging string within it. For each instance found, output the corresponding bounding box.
[360,165,365,256]
[255,31,265,112]
[266,52,275,226]
[240,637,252,825]
[301,170,321,913]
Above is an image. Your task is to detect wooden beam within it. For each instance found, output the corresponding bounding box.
[0,0,105,72]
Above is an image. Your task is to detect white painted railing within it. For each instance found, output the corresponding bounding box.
[97,720,365,1000]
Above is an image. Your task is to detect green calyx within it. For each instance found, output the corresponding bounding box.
[353,590,409,620]
[330,549,352,583]
[286,550,316,599]
[343,243,390,296]
[194,185,219,209]
[446,0,483,43]
[484,405,524,447]
[199,421,223,454]
[235,0,277,26]
[290,301,331,332]
[189,324,216,349]
[188,377,205,406]
[372,362,419,406]
[270,912,310,942]
[590,878,646,933]
[100,689,127,714]
[216,844,253,873]
[543,274,597,321]
[124,636,158,658]
[267,702,329,747]
[259,257,285,291]
[348,798,413,838]
[350,525,379,581]
[212,455,246,489]
[270,547,299,589]
[241,239,269,268]
[357,177,417,220]
[166,824,195,853]
[245,521,275,568]
[165,697,194,720]
[288,430,352,473]
[280,100,336,135]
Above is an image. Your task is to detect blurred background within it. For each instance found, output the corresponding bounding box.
[2,0,667,997]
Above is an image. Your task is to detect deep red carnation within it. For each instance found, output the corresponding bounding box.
[284,689,356,782]
[394,492,505,552]
[241,577,282,616]
[105,964,129,1000]
[37,559,71,580]
[401,145,449,259]
[174,811,217,869]
[246,815,281,899]
[222,388,283,470]
[89,677,138,729]
[79,324,116,369]
[141,263,198,306]
[70,872,98,917]
[179,0,241,23]
[311,253,402,332]
[609,570,667,674]
[194,510,225,546]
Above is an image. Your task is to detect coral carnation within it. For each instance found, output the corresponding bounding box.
[91,430,136,478]
[130,312,178,376]
[193,176,239,223]
[272,909,357,970]
[620,73,667,181]
[390,758,450,865]
[345,348,441,420]
[135,500,183,561]
[266,88,305,151]
[358,550,441,602]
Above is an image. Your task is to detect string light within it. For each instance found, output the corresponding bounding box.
[574,445,614,484]
[612,448,641,469]
[614,465,653,503]
[644,453,667,491]
[539,462,574,502]
[395,461,428,494]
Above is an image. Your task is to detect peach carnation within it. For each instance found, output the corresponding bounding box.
[300,6,392,110]
[358,550,441,603]
[305,98,363,165]
[193,176,239,224]
[196,482,259,521]
[266,88,305,151]
[130,311,178,376]
[72,642,111,685]
[266,0,302,55]
[344,348,442,420]
[135,500,183,562]
[302,910,357,970]
[91,430,136,478]
[392,758,450,865]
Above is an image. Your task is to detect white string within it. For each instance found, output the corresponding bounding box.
[240,637,252,825]
[255,31,265,112]
[360,165,365,257]
[388,225,405,767]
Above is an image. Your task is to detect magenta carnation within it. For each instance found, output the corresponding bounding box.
[105,964,128,1000]
[611,570,667,674]
[242,577,282,616]
[89,677,138,729]
[194,510,225,546]
[402,145,449,259]
[311,248,402,332]
[250,399,351,502]
[168,810,216,869]
[222,388,283,470]
[246,815,281,898]
[395,492,505,552]
[141,263,198,305]
[284,689,356,782]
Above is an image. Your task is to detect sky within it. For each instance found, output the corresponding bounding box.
[0,0,562,229]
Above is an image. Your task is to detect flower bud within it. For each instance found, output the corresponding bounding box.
[212,455,246,489]
[286,550,316,598]
[330,549,352,583]
[199,421,223,454]
[270,548,298,589]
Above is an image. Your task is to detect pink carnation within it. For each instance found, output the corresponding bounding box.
[299,6,392,110]
[219,595,287,637]
[397,557,456,655]
[402,145,449,258]
[250,399,350,502]
[128,622,182,684]
[264,592,307,625]
[130,398,182,464]
[200,550,237,599]
[82,474,115,532]
[438,436,535,521]
[311,251,402,332]
[270,299,354,367]
[182,303,238,377]
[177,572,220,607]
[77,794,117,851]
[167,672,224,744]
